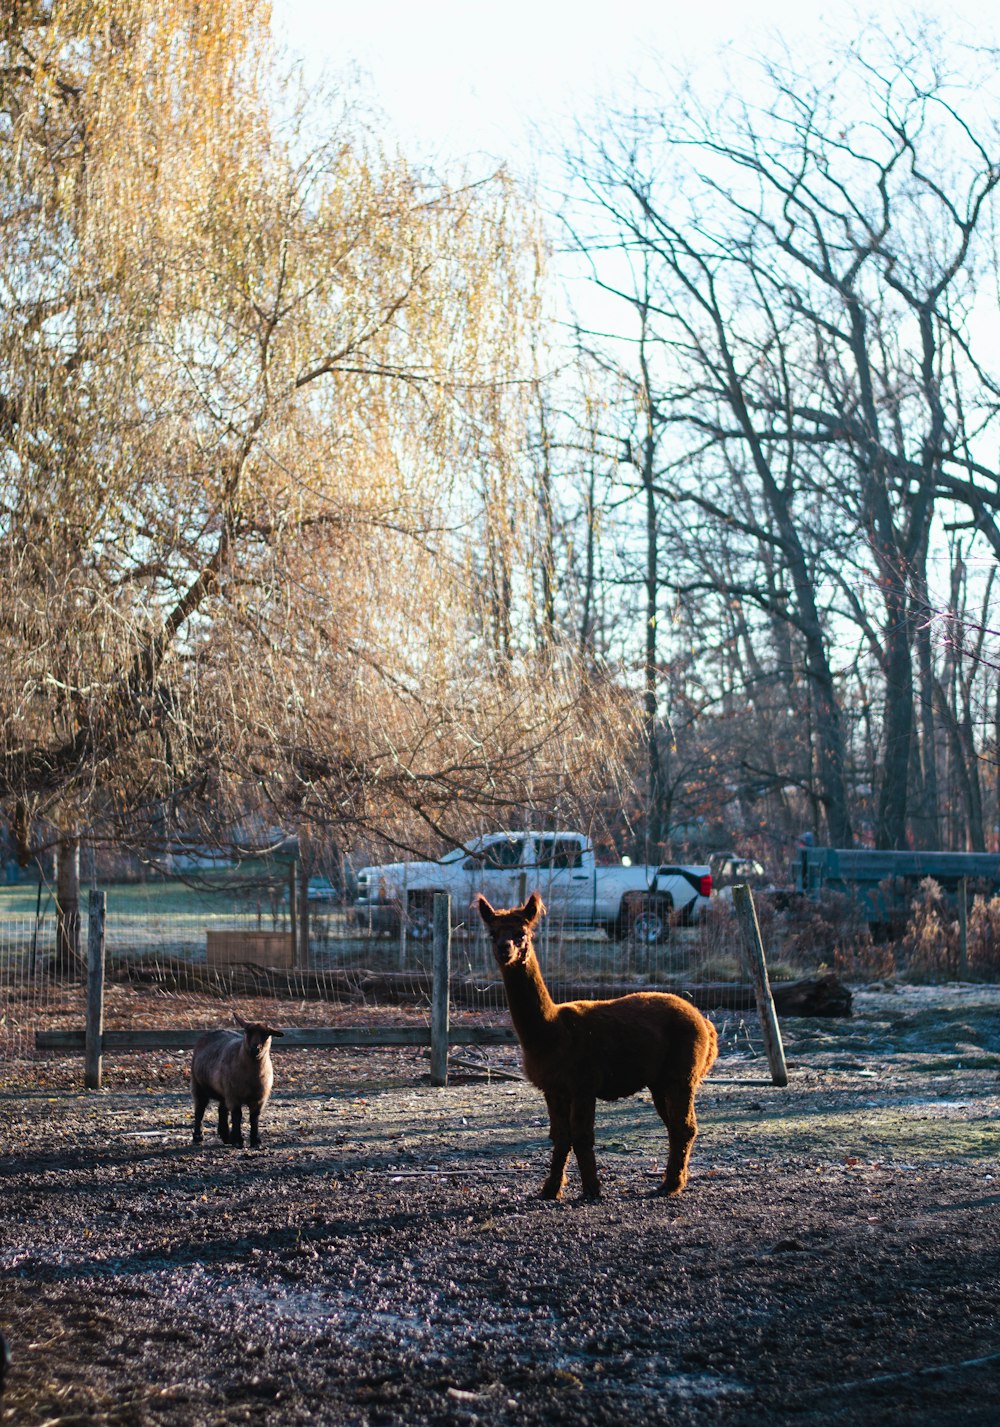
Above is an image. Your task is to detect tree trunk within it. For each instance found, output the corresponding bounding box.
[810,671,854,847]
[995,682,1000,852]
[875,582,913,849]
[578,463,597,660]
[55,830,82,976]
[643,477,664,860]
[912,615,940,848]
[535,389,557,648]
[934,678,983,851]
[638,301,668,861]
[960,698,985,852]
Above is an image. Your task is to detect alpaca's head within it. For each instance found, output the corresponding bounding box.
[234,1011,284,1060]
[475,892,545,967]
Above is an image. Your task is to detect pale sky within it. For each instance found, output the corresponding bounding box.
[271,0,990,173]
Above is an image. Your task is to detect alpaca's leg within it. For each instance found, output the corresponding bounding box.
[541,1092,572,1200]
[217,1102,231,1144]
[570,1093,600,1200]
[651,1081,698,1195]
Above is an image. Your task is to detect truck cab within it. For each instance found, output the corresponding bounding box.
[461,831,594,921]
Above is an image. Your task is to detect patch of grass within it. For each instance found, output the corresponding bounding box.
[691,955,745,982]
[739,1104,999,1161]
[0,876,296,961]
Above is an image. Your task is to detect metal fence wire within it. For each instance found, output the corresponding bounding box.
[0,898,83,1068]
[0,874,771,1085]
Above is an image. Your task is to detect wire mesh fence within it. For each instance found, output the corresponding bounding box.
[0,901,83,1068]
[1,874,772,1087]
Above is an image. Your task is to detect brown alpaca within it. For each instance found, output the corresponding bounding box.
[477,892,717,1200]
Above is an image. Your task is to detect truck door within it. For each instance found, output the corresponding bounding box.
[531,835,591,922]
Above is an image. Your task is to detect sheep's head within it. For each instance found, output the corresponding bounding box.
[475,892,545,967]
[234,1012,284,1059]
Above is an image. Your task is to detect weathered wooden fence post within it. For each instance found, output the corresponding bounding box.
[430,893,451,1087]
[958,877,969,979]
[732,883,788,1087]
[85,890,106,1090]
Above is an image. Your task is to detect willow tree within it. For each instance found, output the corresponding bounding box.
[0,1,623,962]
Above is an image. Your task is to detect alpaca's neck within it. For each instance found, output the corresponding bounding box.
[500,941,558,1048]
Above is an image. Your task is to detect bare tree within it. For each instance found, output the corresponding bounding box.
[565,24,1000,849]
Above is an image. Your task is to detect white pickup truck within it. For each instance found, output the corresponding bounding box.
[352,831,712,943]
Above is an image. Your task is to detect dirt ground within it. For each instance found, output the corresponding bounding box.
[2,984,999,1427]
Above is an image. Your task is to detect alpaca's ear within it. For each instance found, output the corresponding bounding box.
[475,894,497,927]
[523,892,545,925]
[233,1012,249,1029]
[267,1027,284,1038]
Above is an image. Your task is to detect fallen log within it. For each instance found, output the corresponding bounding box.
[108,960,851,1016]
[449,973,851,1017]
[769,972,852,1018]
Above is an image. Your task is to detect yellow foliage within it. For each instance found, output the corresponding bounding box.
[0,2,624,849]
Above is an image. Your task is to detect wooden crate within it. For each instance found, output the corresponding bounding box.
[206,930,294,969]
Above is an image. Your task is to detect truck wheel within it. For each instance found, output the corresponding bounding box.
[623,895,671,947]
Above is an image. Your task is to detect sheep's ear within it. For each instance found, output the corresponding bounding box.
[233,1012,249,1029]
[475,894,497,927]
[522,892,545,925]
[269,1027,285,1038]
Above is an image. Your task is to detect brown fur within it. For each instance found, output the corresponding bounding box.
[477,892,717,1200]
[190,1012,283,1149]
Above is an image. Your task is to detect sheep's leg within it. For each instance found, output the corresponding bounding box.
[217,1102,231,1145]
[541,1092,572,1200]
[569,1093,600,1200]
[651,1082,698,1196]
[248,1104,262,1149]
[192,1085,211,1145]
[229,1102,245,1149]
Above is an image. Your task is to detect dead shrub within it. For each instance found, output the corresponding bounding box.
[695,888,884,981]
[704,876,1000,985]
[769,890,876,976]
[897,878,959,982]
[966,895,1000,980]
[832,935,897,982]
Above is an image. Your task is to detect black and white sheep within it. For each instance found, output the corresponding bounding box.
[190,1013,283,1149]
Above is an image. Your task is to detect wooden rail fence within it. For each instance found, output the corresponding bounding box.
[36,890,793,1088]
